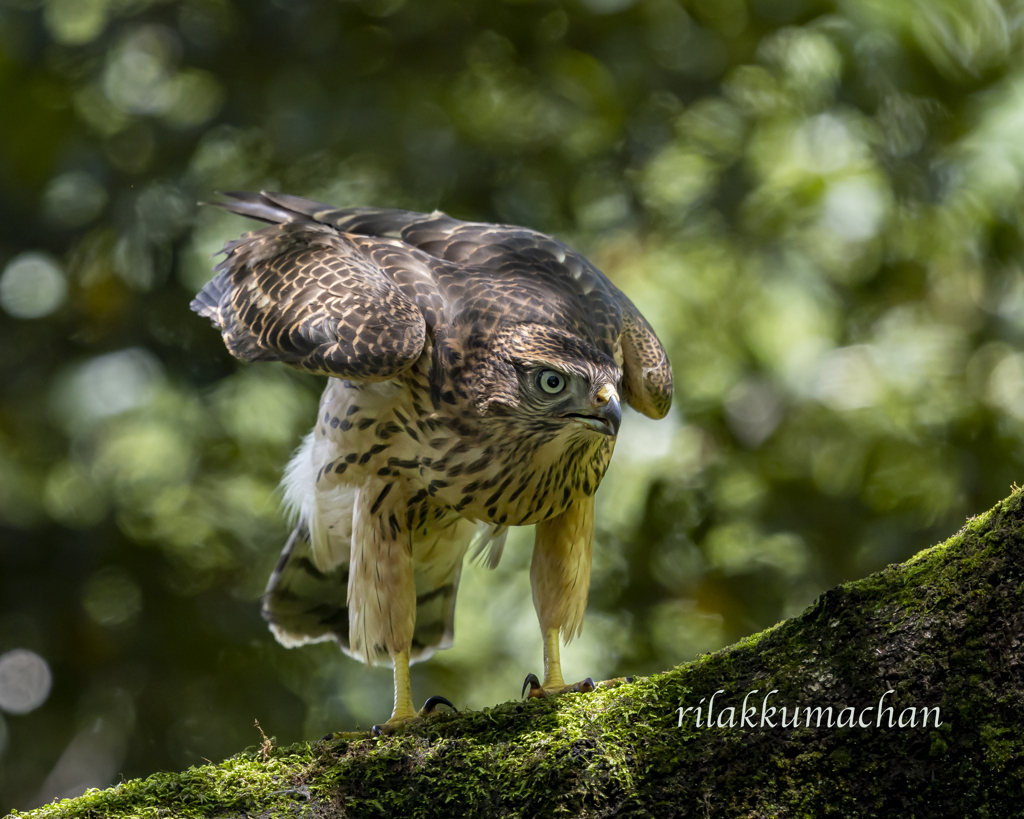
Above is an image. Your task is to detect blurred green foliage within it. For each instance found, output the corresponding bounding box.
[1,0,1023,809]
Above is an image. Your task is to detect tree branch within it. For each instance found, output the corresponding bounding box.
[15,489,1024,818]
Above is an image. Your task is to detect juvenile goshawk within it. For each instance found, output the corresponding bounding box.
[192,191,672,728]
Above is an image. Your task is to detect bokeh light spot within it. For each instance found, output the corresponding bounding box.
[43,171,108,228]
[163,69,224,128]
[812,346,882,411]
[103,26,182,116]
[0,649,53,715]
[820,177,885,242]
[52,348,163,427]
[0,252,67,319]
[988,353,1024,421]
[44,0,108,45]
[579,0,635,11]
[82,568,143,628]
[44,461,108,529]
[725,378,783,447]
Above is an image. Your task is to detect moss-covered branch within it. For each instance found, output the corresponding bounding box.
[13,489,1024,819]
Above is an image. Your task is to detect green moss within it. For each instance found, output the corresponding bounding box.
[12,746,322,819]
[12,487,1024,819]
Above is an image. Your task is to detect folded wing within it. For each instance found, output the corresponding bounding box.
[191,215,426,380]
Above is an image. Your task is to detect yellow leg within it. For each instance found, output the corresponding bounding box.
[542,628,566,690]
[388,650,416,723]
[530,497,594,695]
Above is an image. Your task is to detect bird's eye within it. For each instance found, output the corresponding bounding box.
[537,370,567,395]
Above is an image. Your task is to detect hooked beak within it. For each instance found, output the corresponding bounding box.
[563,384,621,437]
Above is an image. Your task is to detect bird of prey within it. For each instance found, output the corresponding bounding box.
[192,191,672,730]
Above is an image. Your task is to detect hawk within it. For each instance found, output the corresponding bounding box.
[192,191,672,730]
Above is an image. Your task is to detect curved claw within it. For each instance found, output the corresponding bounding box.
[522,672,544,699]
[420,695,457,715]
[576,677,596,694]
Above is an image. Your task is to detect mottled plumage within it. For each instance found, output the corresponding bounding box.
[192,191,672,724]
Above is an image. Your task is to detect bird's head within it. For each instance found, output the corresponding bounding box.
[512,359,622,438]
[465,323,623,438]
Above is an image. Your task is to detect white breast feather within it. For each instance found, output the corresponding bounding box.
[282,432,354,573]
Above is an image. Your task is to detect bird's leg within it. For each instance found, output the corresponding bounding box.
[542,627,565,690]
[389,649,417,723]
[346,483,424,732]
[372,653,457,735]
[345,483,459,736]
[320,649,424,741]
[523,495,598,699]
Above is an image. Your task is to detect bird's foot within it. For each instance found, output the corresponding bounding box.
[318,696,456,741]
[371,695,457,736]
[521,673,635,700]
[521,672,598,699]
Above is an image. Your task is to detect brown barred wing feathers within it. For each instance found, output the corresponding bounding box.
[619,301,673,419]
[192,219,427,380]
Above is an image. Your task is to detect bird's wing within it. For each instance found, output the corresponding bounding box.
[191,196,429,380]
[617,300,673,419]
[201,191,671,414]
[288,195,673,419]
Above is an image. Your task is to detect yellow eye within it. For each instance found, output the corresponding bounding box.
[538,370,566,395]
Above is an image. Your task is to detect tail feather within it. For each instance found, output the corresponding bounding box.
[262,522,351,650]
[263,510,478,665]
[469,524,508,570]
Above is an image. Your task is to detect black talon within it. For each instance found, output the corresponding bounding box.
[522,672,543,699]
[577,677,596,693]
[320,732,335,742]
[625,676,633,684]
[372,724,386,737]
[420,695,457,715]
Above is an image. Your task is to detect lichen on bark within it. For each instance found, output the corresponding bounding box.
[12,488,1024,819]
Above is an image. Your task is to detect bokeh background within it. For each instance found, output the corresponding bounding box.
[1,0,1023,809]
